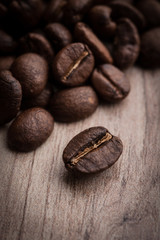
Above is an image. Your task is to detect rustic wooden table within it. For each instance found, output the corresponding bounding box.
[0,67,160,240]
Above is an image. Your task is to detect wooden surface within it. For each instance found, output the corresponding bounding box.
[0,67,160,240]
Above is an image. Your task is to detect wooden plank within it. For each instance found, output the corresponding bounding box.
[0,67,160,240]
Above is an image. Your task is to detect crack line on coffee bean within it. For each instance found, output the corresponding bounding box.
[62,51,89,81]
[70,132,112,166]
[99,70,125,97]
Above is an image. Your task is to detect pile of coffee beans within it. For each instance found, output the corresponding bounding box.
[0,0,160,173]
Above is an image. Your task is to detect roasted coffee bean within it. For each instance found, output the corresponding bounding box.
[0,70,22,125]
[11,53,48,97]
[113,18,140,70]
[10,0,45,29]
[139,28,160,68]
[19,33,54,63]
[22,84,52,109]
[74,22,113,64]
[49,86,98,122]
[89,5,116,39]
[0,56,15,71]
[45,23,72,52]
[7,107,54,152]
[136,0,160,28]
[0,30,17,54]
[53,43,95,87]
[110,0,146,30]
[64,0,93,25]
[63,126,123,174]
[91,64,130,102]
[44,0,67,23]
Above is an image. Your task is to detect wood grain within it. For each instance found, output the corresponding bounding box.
[0,67,160,240]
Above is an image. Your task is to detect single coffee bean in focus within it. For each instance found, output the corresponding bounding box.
[53,42,95,87]
[63,126,123,174]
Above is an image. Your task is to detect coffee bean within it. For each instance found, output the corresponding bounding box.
[53,43,95,87]
[44,0,67,23]
[139,28,160,68]
[89,5,116,39]
[45,23,72,52]
[64,0,93,25]
[109,0,146,30]
[11,53,48,97]
[49,86,98,122]
[91,64,130,102]
[22,84,52,109]
[113,18,140,69]
[74,22,113,64]
[0,56,15,71]
[136,0,160,29]
[0,70,22,125]
[7,107,54,152]
[63,126,123,174]
[0,30,17,54]
[19,33,54,63]
[10,0,45,29]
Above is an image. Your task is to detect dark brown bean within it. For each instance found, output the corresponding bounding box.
[74,22,113,64]
[44,0,67,23]
[0,70,22,125]
[113,18,140,70]
[22,84,52,109]
[109,0,146,30]
[0,56,15,71]
[63,126,123,174]
[11,53,48,97]
[53,43,95,87]
[139,28,160,68]
[64,0,93,25]
[91,64,130,102]
[136,0,160,29]
[0,30,17,54]
[89,5,116,39]
[45,23,72,51]
[19,33,54,63]
[7,107,54,152]
[49,86,98,122]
